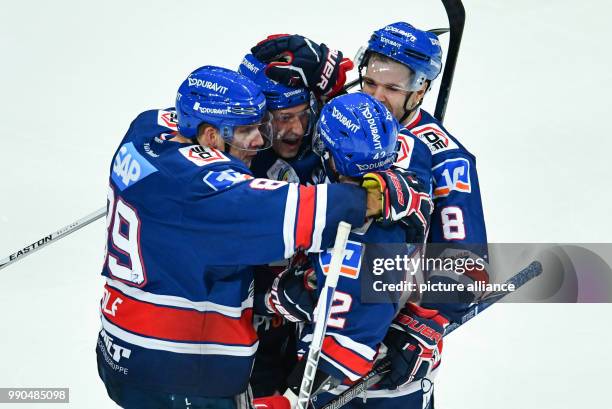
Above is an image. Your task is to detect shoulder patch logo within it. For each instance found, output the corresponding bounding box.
[179,145,230,166]
[394,132,415,170]
[203,169,252,191]
[411,123,458,155]
[318,240,363,279]
[157,110,178,130]
[432,158,471,198]
[267,159,300,183]
[112,142,158,191]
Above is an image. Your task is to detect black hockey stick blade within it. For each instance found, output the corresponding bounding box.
[434,0,466,123]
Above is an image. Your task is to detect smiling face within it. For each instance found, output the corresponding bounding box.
[270,102,311,159]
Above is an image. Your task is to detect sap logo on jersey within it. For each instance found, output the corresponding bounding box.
[432,158,471,198]
[112,143,158,191]
[203,169,251,191]
[179,145,230,166]
[188,77,229,94]
[319,240,363,279]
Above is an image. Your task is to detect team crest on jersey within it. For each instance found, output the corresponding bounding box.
[179,145,230,166]
[157,110,178,130]
[318,240,363,279]
[394,132,415,170]
[112,142,158,191]
[267,159,300,183]
[411,123,458,155]
[432,158,471,198]
[203,169,252,191]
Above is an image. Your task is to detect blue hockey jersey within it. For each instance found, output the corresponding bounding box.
[96,108,369,398]
[403,108,487,253]
[299,222,414,382]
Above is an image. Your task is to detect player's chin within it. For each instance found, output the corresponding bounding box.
[242,153,257,167]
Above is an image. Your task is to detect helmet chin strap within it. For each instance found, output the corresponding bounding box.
[398,92,424,125]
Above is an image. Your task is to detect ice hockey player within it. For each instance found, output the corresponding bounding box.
[238,53,319,183]
[238,53,316,397]
[96,65,429,409]
[252,93,446,409]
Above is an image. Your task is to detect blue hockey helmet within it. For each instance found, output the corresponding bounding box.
[238,54,310,111]
[363,22,443,90]
[313,93,399,178]
[176,65,268,141]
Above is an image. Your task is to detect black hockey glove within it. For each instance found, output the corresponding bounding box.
[251,34,353,97]
[265,261,316,323]
[378,303,449,390]
[362,168,433,242]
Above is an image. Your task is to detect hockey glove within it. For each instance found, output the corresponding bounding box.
[251,34,353,97]
[378,303,449,389]
[266,262,317,323]
[362,168,433,241]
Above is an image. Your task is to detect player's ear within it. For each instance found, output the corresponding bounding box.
[197,124,223,149]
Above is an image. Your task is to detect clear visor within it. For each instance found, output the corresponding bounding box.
[311,125,330,159]
[227,112,274,152]
[270,107,313,140]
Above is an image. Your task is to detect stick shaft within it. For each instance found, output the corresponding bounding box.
[0,207,106,270]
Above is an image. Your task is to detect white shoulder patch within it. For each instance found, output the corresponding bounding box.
[411,123,458,155]
[267,159,300,183]
[178,145,230,166]
[157,110,178,130]
[394,132,416,170]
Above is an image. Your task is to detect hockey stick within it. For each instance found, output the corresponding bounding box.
[0,207,106,271]
[434,0,466,122]
[286,221,352,409]
[321,260,543,409]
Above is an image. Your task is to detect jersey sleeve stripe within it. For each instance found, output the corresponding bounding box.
[294,185,316,250]
[307,184,327,253]
[282,184,299,258]
[321,335,374,380]
[102,284,257,345]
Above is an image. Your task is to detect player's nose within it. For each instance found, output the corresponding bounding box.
[289,117,305,136]
[251,129,264,149]
[372,85,387,102]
